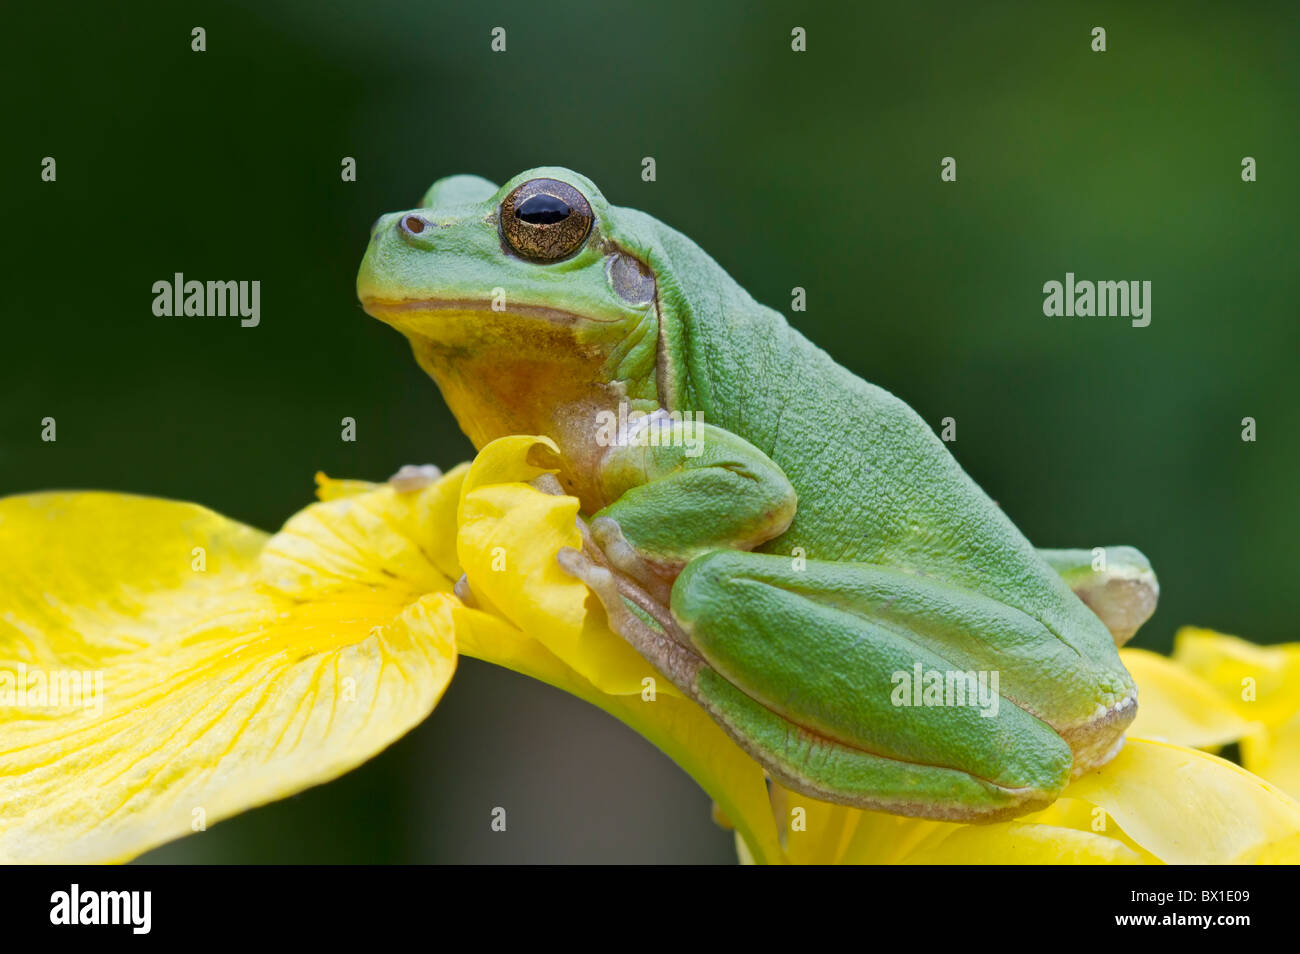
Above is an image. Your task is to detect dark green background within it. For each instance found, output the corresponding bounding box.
[3,1,1296,862]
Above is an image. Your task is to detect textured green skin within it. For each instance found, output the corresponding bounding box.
[357,167,1143,820]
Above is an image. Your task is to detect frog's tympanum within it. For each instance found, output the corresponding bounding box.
[357,168,1158,821]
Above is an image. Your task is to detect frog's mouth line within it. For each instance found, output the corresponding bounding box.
[360,297,620,326]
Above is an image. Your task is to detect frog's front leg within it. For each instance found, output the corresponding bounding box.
[1038,546,1159,646]
[557,415,797,699]
[577,415,797,602]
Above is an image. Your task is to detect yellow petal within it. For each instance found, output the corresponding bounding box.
[831,739,1300,864]
[839,811,954,864]
[1173,627,1300,726]
[453,605,785,865]
[1065,737,1300,864]
[0,488,459,863]
[1121,648,1259,748]
[456,435,657,696]
[292,465,468,587]
[769,786,863,865]
[900,822,1146,864]
[828,797,1158,864]
[1242,710,1300,802]
[448,435,784,862]
[313,472,382,501]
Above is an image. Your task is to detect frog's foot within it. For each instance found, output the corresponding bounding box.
[556,542,704,694]
[587,516,676,606]
[387,463,443,492]
[1059,691,1139,777]
[1076,572,1158,648]
[1038,545,1159,646]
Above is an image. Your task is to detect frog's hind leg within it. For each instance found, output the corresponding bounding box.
[663,549,1091,820]
[555,539,706,698]
[559,515,1135,821]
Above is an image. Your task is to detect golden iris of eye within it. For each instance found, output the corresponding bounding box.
[500,178,593,261]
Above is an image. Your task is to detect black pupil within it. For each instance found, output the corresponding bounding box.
[516,193,570,225]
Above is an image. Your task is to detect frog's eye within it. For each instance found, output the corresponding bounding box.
[500,178,593,262]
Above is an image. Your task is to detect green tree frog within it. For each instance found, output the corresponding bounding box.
[357,168,1158,821]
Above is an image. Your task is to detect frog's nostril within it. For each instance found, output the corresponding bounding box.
[370,215,385,235]
[400,215,428,236]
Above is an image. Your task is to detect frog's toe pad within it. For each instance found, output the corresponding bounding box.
[1061,691,1138,775]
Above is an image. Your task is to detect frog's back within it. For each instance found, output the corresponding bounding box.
[710,304,1122,662]
[643,217,1113,659]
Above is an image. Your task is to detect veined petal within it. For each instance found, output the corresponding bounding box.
[1173,627,1300,726]
[288,465,468,589]
[0,487,460,863]
[1065,737,1300,864]
[1121,648,1259,748]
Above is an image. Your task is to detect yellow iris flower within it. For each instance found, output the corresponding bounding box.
[2,435,1298,864]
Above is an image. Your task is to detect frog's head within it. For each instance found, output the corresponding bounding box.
[358,167,673,456]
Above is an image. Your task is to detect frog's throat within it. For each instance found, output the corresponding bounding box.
[366,300,659,508]
[561,542,1124,823]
